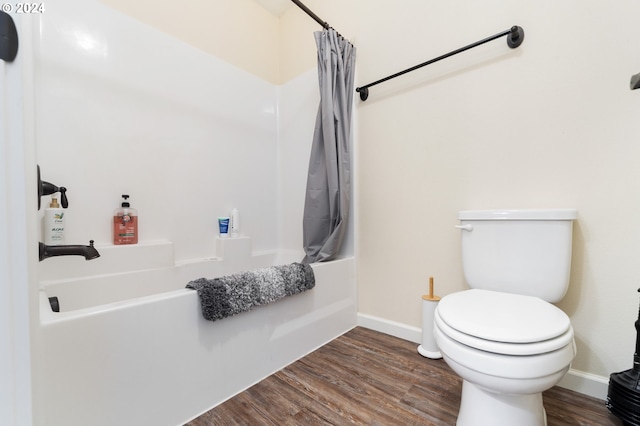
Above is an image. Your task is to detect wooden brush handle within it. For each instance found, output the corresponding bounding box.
[423,277,440,301]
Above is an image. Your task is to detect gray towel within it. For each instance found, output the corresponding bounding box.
[186,262,315,321]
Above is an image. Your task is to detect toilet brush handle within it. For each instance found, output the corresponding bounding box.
[423,277,440,301]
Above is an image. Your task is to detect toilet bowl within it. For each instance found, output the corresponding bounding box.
[434,289,576,426]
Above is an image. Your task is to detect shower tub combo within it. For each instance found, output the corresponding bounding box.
[38,239,357,426]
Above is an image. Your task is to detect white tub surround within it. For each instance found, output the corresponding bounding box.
[29,2,355,425]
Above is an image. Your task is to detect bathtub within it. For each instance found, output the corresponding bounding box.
[37,240,357,426]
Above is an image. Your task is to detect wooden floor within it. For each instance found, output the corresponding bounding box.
[186,327,621,425]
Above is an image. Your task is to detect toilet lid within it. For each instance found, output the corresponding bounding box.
[437,289,571,344]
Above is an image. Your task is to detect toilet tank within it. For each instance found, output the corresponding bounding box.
[457,209,577,303]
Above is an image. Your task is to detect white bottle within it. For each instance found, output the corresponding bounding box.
[44,197,65,245]
[230,208,240,237]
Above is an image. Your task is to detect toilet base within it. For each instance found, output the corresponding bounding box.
[457,381,547,426]
[417,344,442,359]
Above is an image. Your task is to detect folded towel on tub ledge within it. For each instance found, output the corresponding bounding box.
[186,262,315,321]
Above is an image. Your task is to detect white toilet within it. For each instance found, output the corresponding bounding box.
[433,209,578,426]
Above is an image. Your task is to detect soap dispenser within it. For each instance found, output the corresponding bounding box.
[44,197,65,245]
[113,194,138,245]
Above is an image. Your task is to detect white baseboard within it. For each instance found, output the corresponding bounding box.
[357,313,609,401]
[556,368,609,401]
[358,313,422,343]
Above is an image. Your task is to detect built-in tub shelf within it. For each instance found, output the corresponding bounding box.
[38,236,256,283]
[38,240,176,282]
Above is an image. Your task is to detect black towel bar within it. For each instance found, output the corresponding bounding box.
[356,26,525,101]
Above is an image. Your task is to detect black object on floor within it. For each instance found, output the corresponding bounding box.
[607,289,640,426]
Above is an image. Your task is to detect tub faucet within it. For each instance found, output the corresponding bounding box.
[39,240,100,261]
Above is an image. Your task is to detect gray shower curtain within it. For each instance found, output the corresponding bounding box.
[302,29,356,263]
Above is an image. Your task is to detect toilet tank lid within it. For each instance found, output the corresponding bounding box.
[458,209,577,221]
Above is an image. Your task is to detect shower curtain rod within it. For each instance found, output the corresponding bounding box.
[355,25,525,101]
[290,0,342,36]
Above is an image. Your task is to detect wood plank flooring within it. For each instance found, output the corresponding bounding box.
[186,327,621,425]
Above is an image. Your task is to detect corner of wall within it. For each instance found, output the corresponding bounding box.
[278,5,318,85]
[99,0,281,84]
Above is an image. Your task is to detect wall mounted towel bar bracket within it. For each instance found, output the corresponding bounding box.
[631,72,640,90]
[356,25,525,101]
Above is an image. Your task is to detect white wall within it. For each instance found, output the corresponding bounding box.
[282,0,640,387]
[277,68,319,252]
[34,0,281,264]
[100,0,281,84]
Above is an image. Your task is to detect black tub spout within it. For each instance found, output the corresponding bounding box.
[39,240,100,261]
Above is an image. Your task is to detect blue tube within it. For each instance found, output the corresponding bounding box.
[218,217,230,238]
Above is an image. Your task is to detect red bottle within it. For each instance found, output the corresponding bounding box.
[113,194,138,245]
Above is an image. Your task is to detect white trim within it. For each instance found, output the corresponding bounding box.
[357,313,422,343]
[357,312,609,401]
[1,13,36,426]
[557,368,609,401]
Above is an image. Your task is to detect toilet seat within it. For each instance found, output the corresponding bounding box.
[436,289,573,356]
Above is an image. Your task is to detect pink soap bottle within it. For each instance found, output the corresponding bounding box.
[113,194,138,245]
